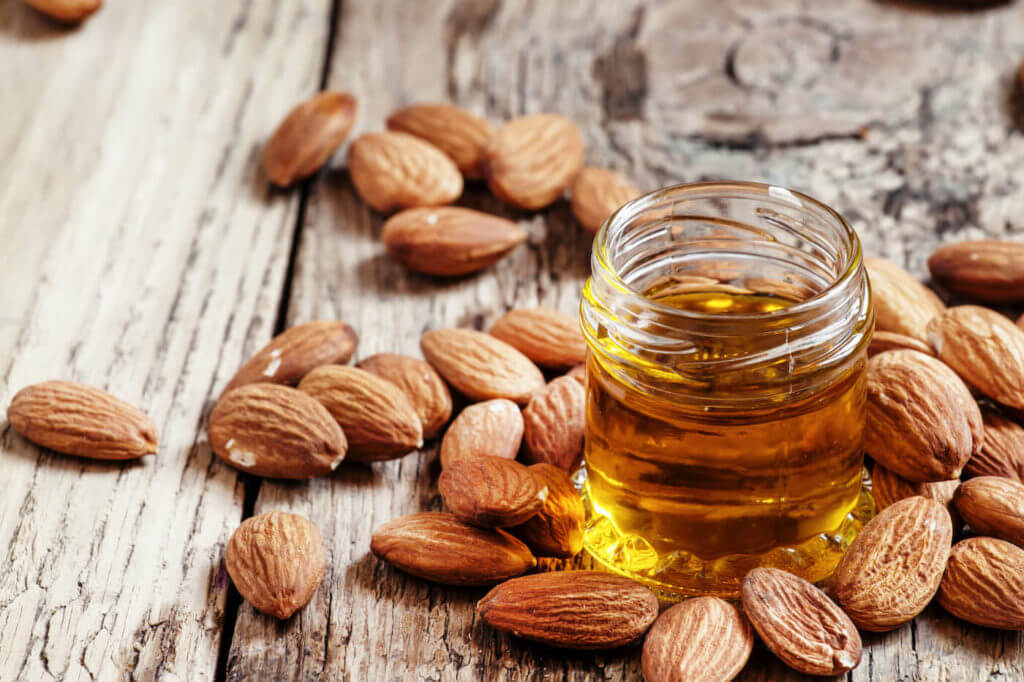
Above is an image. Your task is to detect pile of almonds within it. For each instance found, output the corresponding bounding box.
[262,92,642,277]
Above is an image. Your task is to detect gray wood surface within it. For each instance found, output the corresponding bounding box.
[3,0,1024,680]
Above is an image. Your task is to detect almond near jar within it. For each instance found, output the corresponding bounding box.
[579,181,875,599]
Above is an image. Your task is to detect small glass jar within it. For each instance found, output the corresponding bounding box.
[580,181,874,599]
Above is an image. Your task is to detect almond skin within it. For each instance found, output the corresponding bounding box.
[261,91,357,187]
[871,463,960,522]
[867,331,936,358]
[25,0,101,22]
[508,463,585,558]
[967,407,1024,481]
[476,571,659,649]
[381,207,526,277]
[440,399,524,469]
[570,167,641,234]
[489,307,586,370]
[420,328,545,405]
[224,320,358,393]
[348,131,463,212]
[370,511,535,586]
[357,353,452,439]
[928,305,1024,410]
[938,537,1024,630]
[225,511,326,620]
[439,456,547,528]
[865,258,945,341]
[865,350,981,482]
[928,239,1024,303]
[830,497,953,632]
[484,114,585,210]
[208,384,347,478]
[297,365,422,461]
[742,568,862,676]
[8,380,158,460]
[522,376,586,471]
[565,363,586,385]
[386,103,494,179]
[642,597,753,682]
[954,476,1024,547]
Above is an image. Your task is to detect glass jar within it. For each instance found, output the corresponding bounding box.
[580,181,874,599]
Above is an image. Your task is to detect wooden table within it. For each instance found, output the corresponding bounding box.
[3,0,1023,679]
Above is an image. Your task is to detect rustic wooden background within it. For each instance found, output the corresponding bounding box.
[3,0,1024,680]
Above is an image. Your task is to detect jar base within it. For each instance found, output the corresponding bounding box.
[581,481,876,601]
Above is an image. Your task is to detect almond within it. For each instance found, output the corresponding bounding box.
[483,114,585,210]
[570,167,641,234]
[937,537,1024,630]
[967,408,1024,481]
[261,92,357,187]
[357,353,452,439]
[508,463,585,558]
[8,380,157,460]
[871,463,959,522]
[208,384,347,478]
[297,365,422,461]
[439,456,547,527]
[954,476,1024,547]
[521,377,585,471]
[370,511,535,586]
[489,307,586,369]
[742,568,861,676]
[865,258,945,341]
[641,596,753,682]
[565,363,586,385]
[928,239,1024,303]
[224,320,358,393]
[867,330,935,358]
[928,305,1024,410]
[386,103,494,179]
[420,328,545,405]
[381,207,526,277]
[25,0,101,22]
[830,497,953,631]
[476,571,658,649]
[440,399,524,469]
[347,131,463,212]
[865,350,981,482]
[225,511,326,619]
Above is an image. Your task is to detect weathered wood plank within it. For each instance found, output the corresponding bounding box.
[0,1,333,679]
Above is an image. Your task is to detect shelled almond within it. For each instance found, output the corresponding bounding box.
[261,91,357,187]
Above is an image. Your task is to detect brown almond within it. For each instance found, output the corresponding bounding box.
[208,384,346,478]
[641,596,753,682]
[477,571,659,649]
[439,456,547,528]
[370,511,535,586]
[937,537,1024,630]
[867,330,936,358]
[967,407,1024,481]
[522,377,585,471]
[225,511,326,619]
[484,114,585,210]
[928,239,1024,303]
[440,399,524,469]
[386,103,494,179]
[954,476,1024,547]
[489,307,586,369]
[224,320,358,393]
[871,463,959,522]
[357,353,452,439]
[865,350,981,482]
[865,258,945,341]
[381,207,526,277]
[570,167,641,234]
[8,380,157,460]
[830,497,953,631]
[297,365,422,461]
[742,568,861,676]
[348,131,463,212]
[420,328,545,405]
[508,463,585,558]
[25,0,101,22]
[928,305,1024,410]
[261,91,357,187]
